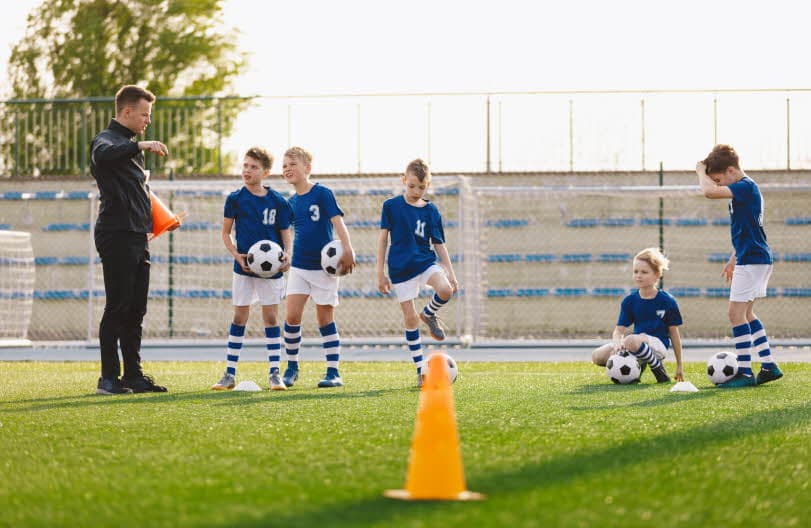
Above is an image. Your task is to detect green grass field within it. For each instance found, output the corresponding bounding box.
[2,361,810,528]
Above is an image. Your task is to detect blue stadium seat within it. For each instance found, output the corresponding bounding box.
[712,218,731,226]
[705,288,730,297]
[708,253,730,262]
[516,288,550,297]
[592,288,626,296]
[670,287,701,297]
[486,219,529,228]
[675,218,708,226]
[561,253,592,263]
[597,253,631,262]
[566,218,598,228]
[524,254,556,263]
[782,253,811,262]
[554,288,588,296]
[487,288,514,297]
[42,223,90,232]
[785,217,811,225]
[640,217,672,226]
[0,224,11,230]
[488,254,522,263]
[782,288,811,297]
[601,218,635,227]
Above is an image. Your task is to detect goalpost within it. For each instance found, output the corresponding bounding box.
[0,230,36,346]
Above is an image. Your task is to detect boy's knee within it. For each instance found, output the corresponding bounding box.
[592,350,607,366]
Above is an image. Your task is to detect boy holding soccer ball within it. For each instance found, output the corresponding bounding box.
[376,159,459,387]
[282,146,356,388]
[591,248,684,384]
[212,147,293,391]
[697,144,782,388]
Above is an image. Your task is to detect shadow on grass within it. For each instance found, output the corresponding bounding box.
[566,382,656,395]
[205,403,811,528]
[568,388,717,410]
[0,386,410,414]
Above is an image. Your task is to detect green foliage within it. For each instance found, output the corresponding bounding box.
[2,0,247,177]
[1,361,810,527]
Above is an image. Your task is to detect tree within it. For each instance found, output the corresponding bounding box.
[2,0,247,177]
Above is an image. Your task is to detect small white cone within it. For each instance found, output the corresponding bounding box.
[233,380,262,392]
[670,381,699,393]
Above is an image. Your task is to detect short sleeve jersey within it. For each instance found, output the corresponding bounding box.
[617,290,683,349]
[380,195,445,284]
[727,177,772,265]
[224,186,292,278]
[288,183,344,270]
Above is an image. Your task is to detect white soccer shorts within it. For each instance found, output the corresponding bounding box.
[231,273,285,306]
[286,267,340,306]
[730,264,773,302]
[392,264,445,303]
[639,334,667,360]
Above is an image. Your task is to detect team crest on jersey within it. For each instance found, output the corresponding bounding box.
[656,310,665,319]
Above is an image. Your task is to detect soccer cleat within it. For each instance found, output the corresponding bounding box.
[717,373,757,388]
[269,371,287,391]
[419,312,446,341]
[317,371,344,388]
[756,366,784,385]
[122,374,168,393]
[651,365,671,384]
[211,372,236,390]
[282,366,299,388]
[96,377,133,395]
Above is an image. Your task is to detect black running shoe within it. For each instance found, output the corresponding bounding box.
[97,377,133,395]
[651,365,671,384]
[122,374,168,393]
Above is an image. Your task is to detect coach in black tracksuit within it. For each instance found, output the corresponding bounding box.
[90,85,170,395]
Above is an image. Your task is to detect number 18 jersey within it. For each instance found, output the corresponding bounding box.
[380,195,445,284]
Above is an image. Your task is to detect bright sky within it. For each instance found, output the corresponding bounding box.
[2,0,810,171]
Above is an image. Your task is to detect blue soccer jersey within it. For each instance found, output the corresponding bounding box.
[728,177,772,265]
[224,186,292,278]
[617,290,683,349]
[380,195,445,284]
[288,183,343,270]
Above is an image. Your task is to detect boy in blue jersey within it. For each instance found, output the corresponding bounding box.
[697,144,782,388]
[281,146,356,388]
[376,159,459,387]
[592,248,683,384]
[211,147,293,391]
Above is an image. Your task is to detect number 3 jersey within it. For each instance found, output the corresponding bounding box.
[224,186,292,277]
[380,195,446,284]
[288,183,344,270]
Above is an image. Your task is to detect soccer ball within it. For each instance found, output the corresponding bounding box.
[321,240,345,276]
[246,239,284,278]
[606,352,642,384]
[707,352,738,385]
[422,352,458,384]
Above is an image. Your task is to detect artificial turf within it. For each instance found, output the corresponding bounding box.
[1,361,809,527]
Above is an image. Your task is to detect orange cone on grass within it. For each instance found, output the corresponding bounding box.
[150,190,181,238]
[384,352,484,501]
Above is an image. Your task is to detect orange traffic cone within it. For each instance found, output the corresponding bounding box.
[150,190,181,238]
[384,353,484,501]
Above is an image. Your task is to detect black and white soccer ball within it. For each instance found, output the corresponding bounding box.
[246,239,284,278]
[320,240,345,276]
[707,351,739,385]
[422,352,459,384]
[606,351,642,384]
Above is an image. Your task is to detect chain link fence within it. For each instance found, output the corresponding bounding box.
[0,174,808,342]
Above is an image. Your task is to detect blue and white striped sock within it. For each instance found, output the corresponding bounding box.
[749,319,776,370]
[320,322,340,375]
[733,323,753,376]
[630,342,663,369]
[423,293,448,317]
[406,328,424,374]
[284,322,301,370]
[225,323,245,375]
[266,326,281,374]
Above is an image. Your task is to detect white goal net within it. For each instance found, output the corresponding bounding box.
[0,230,35,345]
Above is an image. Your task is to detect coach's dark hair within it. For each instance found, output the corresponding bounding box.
[406,158,431,182]
[245,147,274,171]
[115,85,156,114]
[703,144,740,175]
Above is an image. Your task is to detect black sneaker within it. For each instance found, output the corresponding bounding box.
[651,365,671,384]
[97,377,133,395]
[121,374,168,393]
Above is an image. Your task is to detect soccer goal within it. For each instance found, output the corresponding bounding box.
[0,230,36,346]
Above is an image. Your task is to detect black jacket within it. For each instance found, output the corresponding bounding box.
[90,119,152,233]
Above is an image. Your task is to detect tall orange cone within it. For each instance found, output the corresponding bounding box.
[150,190,181,238]
[384,353,484,501]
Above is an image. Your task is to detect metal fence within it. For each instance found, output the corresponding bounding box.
[3,89,811,177]
[1,174,809,343]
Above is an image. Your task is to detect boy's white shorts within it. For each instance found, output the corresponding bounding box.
[392,264,445,303]
[639,334,667,360]
[730,264,773,302]
[286,267,340,306]
[232,273,285,306]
